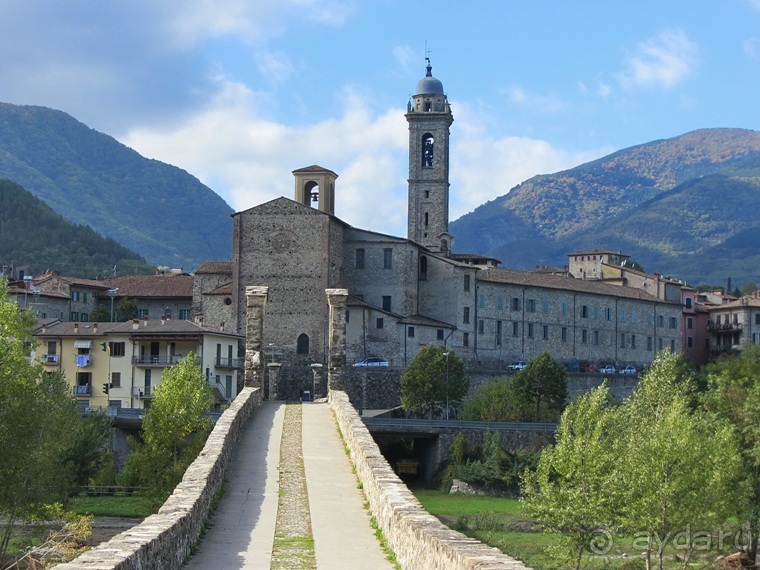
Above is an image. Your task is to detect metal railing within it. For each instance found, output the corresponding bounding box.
[361,417,557,432]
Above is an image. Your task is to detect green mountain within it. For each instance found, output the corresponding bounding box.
[0,179,155,278]
[451,128,760,286]
[0,103,233,270]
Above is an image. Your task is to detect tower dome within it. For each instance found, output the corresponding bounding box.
[415,60,444,95]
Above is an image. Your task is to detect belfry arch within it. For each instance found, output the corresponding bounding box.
[293,165,338,215]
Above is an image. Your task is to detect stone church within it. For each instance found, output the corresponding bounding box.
[196,61,682,371]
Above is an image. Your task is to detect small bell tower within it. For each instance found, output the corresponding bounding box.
[406,58,453,254]
[293,165,338,215]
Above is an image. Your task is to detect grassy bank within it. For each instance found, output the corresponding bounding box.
[68,494,153,518]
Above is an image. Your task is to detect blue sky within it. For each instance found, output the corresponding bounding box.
[1,1,759,237]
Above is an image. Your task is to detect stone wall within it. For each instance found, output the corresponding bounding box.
[56,386,262,570]
[329,389,530,570]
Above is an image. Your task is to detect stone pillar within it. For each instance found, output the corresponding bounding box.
[326,288,349,392]
[267,363,282,400]
[245,286,269,389]
[310,363,324,399]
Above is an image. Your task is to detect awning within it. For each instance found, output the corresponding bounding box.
[74,340,92,349]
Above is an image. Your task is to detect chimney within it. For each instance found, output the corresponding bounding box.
[42,324,47,334]
[220,321,225,332]
[132,319,139,330]
[93,323,98,333]
[161,315,166,325]
[74,323,79,333]
[142,318,148,327]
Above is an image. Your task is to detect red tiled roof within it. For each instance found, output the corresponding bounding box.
[204,283,232,295]
[100,274,193,298]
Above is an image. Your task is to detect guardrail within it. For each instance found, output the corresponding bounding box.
[361,417,557,432]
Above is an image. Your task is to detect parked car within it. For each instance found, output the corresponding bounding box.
[581,361,598,373]
[564,360,580,373]
[620,365,637,374]
[353,357,389,367]
[507,361,528,371]
[599,365,616,374]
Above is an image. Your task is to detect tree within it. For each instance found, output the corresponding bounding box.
[461,376,528,422]
[401,346,468,419]
[63,411,113,493]
[522,384,621,570]
[741,280,759,296]
[115,297,138,322]
[621,352,741,570]
[89,303,111,322]
[512,352,567,422]
[0,281,82,559]
[122,353,213,505]
[703,345,760,564]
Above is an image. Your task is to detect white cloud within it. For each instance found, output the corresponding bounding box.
[747,0,760,10]
[597,82,612,99]
[255,50,296,85]
[744,38,760,58]
[617,28,699,90]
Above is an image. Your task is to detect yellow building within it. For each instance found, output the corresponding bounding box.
[34,317,243,411]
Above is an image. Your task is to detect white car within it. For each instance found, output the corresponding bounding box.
[353,357,389,367]
[620,366,637,374]
[599,365,616,374]
[507,361,528,371]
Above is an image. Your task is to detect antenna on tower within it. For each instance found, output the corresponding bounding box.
[425,41,432,66]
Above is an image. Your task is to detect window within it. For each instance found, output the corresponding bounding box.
[83,292,88,303]
[620,333,626,349]
[463,332,469,347]
[109,342,126,357]
[497,296,504,310]
[512,322,519,337]
[463,307,470,324]
[620,309,626,323]
[593,330,599,345]
[647,314,653,326]
[543,325,549,340]
[528,323,534,338]
[542,300,549,313]
[419,256,428,280]
[687,317,693,330]
[659,338,664,350]
[424,212,429,226]
[669,317,678,329]
[376,318,384,329]
[382,296,391,312]
[70,311,79,321]
[511,297,521,311]
[631,335,636,349]
[562,302,567,316]
[408,326,415,338]
[687,336,693,348]
[383,248,393,269]
[478,320,485,334]
[47,341,57,355]
[561,327,567,342]
[352,247,367,270]
[526,299,537,313]
[138,309,149,319]
[594,306,599,319]
[671,339,676,352]
[606,307,612,321]
[422,134,434,167]
[581,305,589,318]
[658,315,664,327]
[685,297,692,309]
[496,321,502,346]
[647,336,653,351]
[582,329,588,343]
[164,308,172,317]
[437,329,444,340]
[111,372,121,388]
[179,308,191,320]
[345,310,350,323]
[464,275,470,292]
[478,293,485,309]
[756,314,760,326]
[716,315,722,325]
[631,310,638,324]
[80,313,89,322]
[72,291,80,302]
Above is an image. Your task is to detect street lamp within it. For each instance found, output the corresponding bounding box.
[443,351,450,420]
[23,276,33,307]
[108,288,119,322]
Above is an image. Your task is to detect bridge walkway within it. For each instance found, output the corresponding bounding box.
[184,400,393,569]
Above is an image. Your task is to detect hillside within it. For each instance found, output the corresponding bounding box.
[0,179,155,278]
[451,128,760,286]
[0,103,233,269]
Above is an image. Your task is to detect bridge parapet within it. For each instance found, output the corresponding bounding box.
[330,389,531,570]
[57,386,262,570]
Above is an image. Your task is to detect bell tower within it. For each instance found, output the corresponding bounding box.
[406,58,453,254]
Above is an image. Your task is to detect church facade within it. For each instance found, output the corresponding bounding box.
[196,61,682,370]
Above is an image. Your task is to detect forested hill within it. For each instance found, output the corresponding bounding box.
[0,103,234,269]
[0,179,155,278]
[450,128,760,286]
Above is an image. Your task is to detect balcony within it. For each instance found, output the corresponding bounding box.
[132,355,183,367]
[215,356,244,370]
[707,322,742,333]
[132,386,153,399]
[42,354,58,365]
[74,385,93,396]
[75,354,92,367]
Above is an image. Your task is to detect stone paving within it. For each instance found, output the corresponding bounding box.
[184,400,394,569]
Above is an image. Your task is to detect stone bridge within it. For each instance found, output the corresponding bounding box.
[57,288,531,570]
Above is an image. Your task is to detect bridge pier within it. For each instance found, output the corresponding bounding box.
[245,286,268,390]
